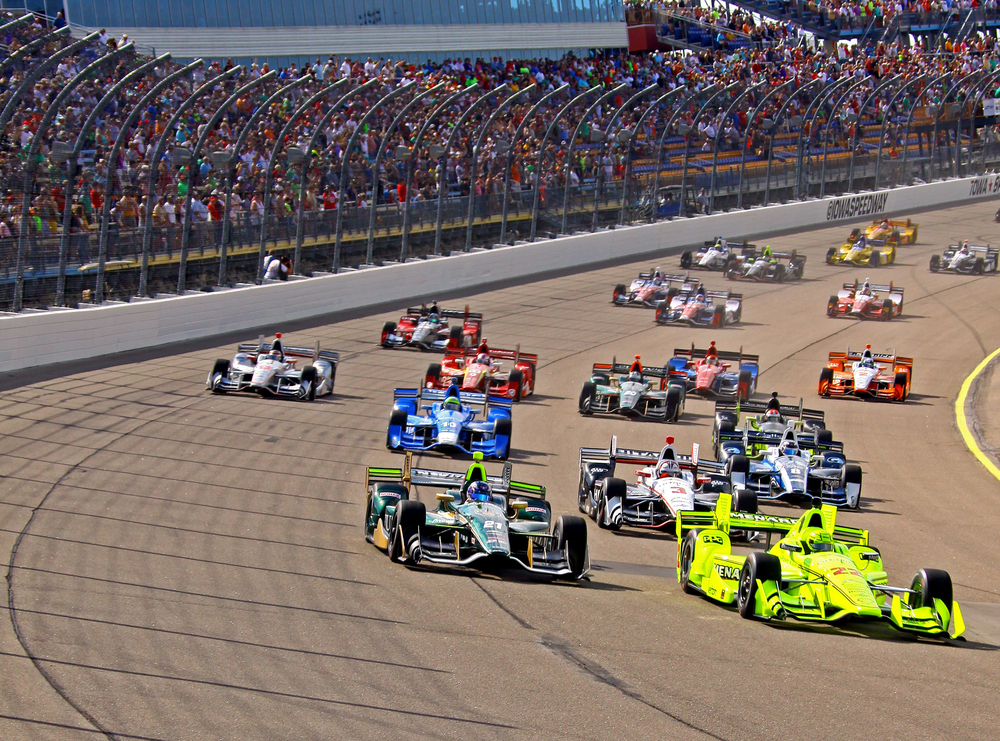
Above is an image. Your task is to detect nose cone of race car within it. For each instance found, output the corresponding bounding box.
[619,383,643,410]
[652,478,694,514]
[851,296,870,314]
[853,365,877,391]
[251,360,280,387]
[695,365,719,391]
[463,366,487,390]
[467,502,511,556]
[779,458,809,494]
[411,323,432,343]
[435,411,463,447]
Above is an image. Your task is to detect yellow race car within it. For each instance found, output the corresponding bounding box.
[826,232,897,267]
[861,218,918,245]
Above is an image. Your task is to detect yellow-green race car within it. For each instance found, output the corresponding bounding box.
[826,231,897,267]
[675,493,965,640]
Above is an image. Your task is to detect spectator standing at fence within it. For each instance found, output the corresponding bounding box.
[71,204,90,264]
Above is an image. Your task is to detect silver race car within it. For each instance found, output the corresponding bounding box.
[207,333,337,400]
[929,243,998,274]
[579,356,685,422]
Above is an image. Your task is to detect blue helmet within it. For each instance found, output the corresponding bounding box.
[467,481,491,503]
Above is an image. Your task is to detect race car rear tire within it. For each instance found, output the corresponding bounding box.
[494,418,512,460]
[732,488,758,514]
[599,478,626,531]
[929,255,940,272]
[816,429,833,444]
[449,324,464,344]
[425,363,442,389]
[974,257,985,275]
[842,464,862,509]
[579,382,597,414]
[680,529,700,594]
[908,568,953,610]
[712,304,726,327]
[392,500,426,563]
[208,359,229,392]
[869,250,881,268]
[826,295,838,318]
[714,420,735,458]
[553,515,589,579]
[301,366,318,401]
[738,552,781,620]
[881,299,893,321]
[578,469,589,514]
[665,385,683,423]
[680,251,692,269]
[508,369,524,402]
[774,264,786,283]
[381,321,396,347]
[613,283,627,303]
[819,367,834,396]
[826,248,837,264]
[726,454,750,477]
[737,369,753,401]
[893,371,909,402]
[655,300,668,323]
[387,409,408,449]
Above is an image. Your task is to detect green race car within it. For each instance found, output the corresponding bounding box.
[365,451,589,579]
[676,493,965,639]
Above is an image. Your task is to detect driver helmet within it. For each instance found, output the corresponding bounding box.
[960,240,970,254]
[696,282,705,296]
[270,335,284,360]
[656,459,681,478]
[475,353,490,366]
[763,245,772,257]
[779,439,798,456]
[429,313,440,324]
[443,394,462,409]
[467,480,491,503]
[861,278,871,294]
[765,407,781,420]
[804,528,835,553]
[861,356,875,368]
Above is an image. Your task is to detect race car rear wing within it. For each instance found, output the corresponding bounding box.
[367,452,546,499]
[947,243,996,255]
[447,344,538,366]
[714,397,825,425]
[672,344,759,365]
[579,436,725,475]
[393,387,514,411]
[592,358,670,379]
[636,271,690,283]
[237,337,339,364]
[830,348,913,368]
[842,280,903,296]
[404,305,483,321]
[717,427,844,454]
[676,493,869,544]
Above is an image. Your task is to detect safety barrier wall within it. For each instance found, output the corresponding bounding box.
[2,175,997,373]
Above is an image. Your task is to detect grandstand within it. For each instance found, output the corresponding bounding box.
[0,6,997,312]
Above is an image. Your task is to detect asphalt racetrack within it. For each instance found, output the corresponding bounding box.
[2,199,999,740]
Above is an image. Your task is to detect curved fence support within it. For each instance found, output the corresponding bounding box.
[874,74,929,190]
[900,73,951,187]
[709,82,762,215]
[819,77,871,199]
[847,74,903,193]
[619,88,683,226]
[650,88,710,223]
[930,72,979,181]
[680,83,737,218]
[763,78,817,207]
[796,77,851,199]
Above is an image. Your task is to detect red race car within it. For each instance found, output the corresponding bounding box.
[425,341,537,401]
[668,342,758,400]
[381,304,482,350]
[818,345,912,401]
[827,280,904,321]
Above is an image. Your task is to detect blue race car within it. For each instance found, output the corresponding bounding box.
[387,383,513,460]
[667,342,758,400]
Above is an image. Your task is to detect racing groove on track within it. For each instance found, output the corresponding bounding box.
[2,201,1000,740]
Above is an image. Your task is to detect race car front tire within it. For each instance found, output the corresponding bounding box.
[826,247,837,264]
[679,529,700,594]
[208,359,229,391]
[732,487,758,514]
[738,552,781,620]
[881,299,893,321]
[869,250,881,268]
[613,284,627,303]
[908,568,953,610]
[579,382,597,414]
[929,255,940,272]
[553,515,589,579]
[680,251,692,269]
[726,455,750,489]
[655,301,668,323]
[300,366,317,401]
[392,500,426,564]
[387,409,408,449]
[711,304,725,327]
[508,369,524,402]
[974,257,985,275]
[598,478,626,531]
[826,295,838,318]
[494,418,512,460]
[381,321,397,347]
[665,385,683,423]
[842,464,862,509]
[819,367,834,396]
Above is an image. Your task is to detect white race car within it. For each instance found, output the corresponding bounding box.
[207,333,338,400]
[680,238,752,271]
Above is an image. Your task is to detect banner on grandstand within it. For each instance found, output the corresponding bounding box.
[825,191,889,221]
[984,98,999,117]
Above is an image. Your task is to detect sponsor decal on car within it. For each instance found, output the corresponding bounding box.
[715,563,741,580]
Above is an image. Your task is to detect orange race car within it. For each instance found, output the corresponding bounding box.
[818,345,912,402]
[856,217,918,245]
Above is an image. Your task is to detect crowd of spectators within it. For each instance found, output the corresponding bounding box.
[0,6,998,287]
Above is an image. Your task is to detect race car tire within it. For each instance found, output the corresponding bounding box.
[892,230,901,243]
[929,255,940,272]
[974,257,985,275]
[726,455,750,490]
[816,429,834,444]
[494,418,512,460]
[724,254,737,274]
[818,367,834,396]
[893,371,909,402]
[425,363,442,389]
[598,478,626,531]
[732,303,742,323]
[449,324,464,344]
[300,366,317,401]
[387,409,408,449]
[775,264,786,283]
[908,568,953,610]
[579,382,597,414]
[712,304,726,327]
[738,552,781,620]
[392,500,426,563]
[592,373,610,385]
[508,369,524,402]
[826,295,838,318]
[714,420,736,458]
[208,359,229,392]
[665,385,683,423]
[665,287,679,304]
[680,251,692,269]
[613,283,627,303]
[577,469,589,514]
[842,464,863,509]
[381,321,397,347]
[881,298,893,321]
[679,529,700,594]
[869,250,881,268]
[553,515,589,579]
[732,487,758,514]
[737,369,753,401]
[655,300,668,323]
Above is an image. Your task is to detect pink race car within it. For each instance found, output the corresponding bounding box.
[425,341,538,402]
[827,280,904,321]
[667,342,758,400]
